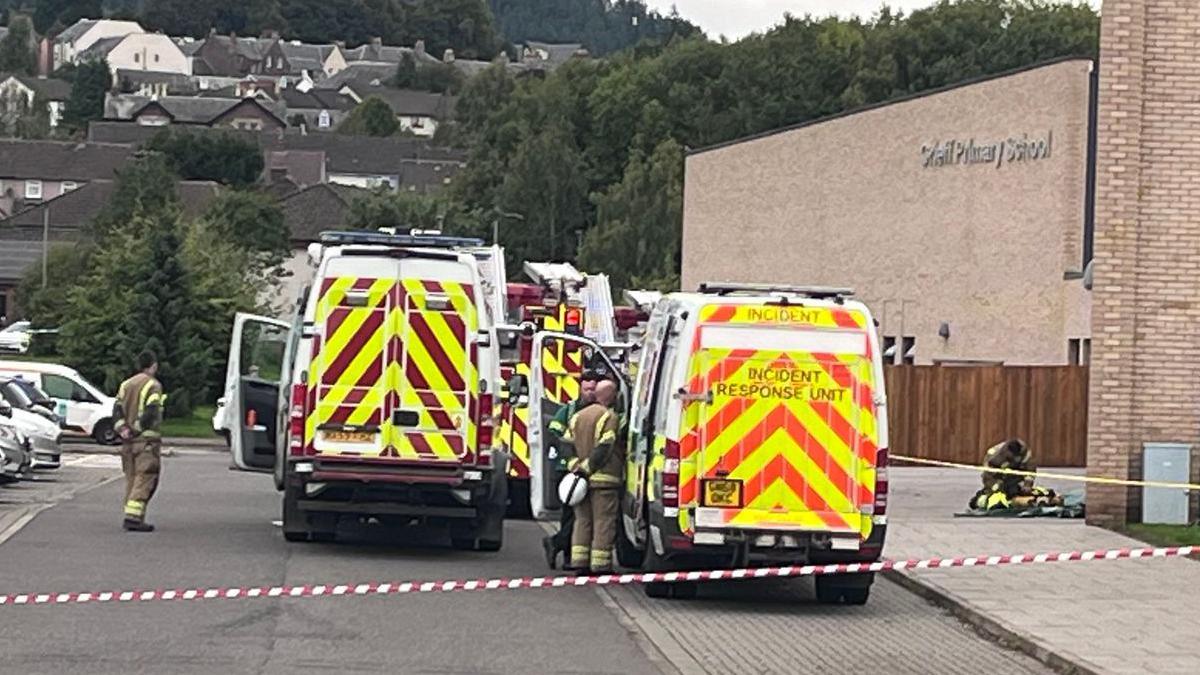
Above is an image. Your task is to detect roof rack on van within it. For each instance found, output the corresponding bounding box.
[697,282,855,299]
[320,230,485,249]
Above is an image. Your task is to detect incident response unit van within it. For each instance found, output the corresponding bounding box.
[613,283,889,603]
[224,231,507,549]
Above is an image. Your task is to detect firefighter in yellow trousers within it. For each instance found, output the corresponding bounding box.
[114,350,166,532]
[568,380,623,574]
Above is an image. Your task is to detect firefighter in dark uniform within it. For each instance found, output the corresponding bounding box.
[971,438,1058,510]
[114,350,166,532]
[567,379,623,574]
[542,369,599,569]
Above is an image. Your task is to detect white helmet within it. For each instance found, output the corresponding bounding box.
[558,473,589,507]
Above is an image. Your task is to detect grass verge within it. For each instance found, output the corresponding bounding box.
[162,405,219,439]
[1122,523,1200,548]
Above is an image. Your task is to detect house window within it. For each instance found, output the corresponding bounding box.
[318,110,331,128]
[235,119,264,131]
[411,116,425,128]
[24,180,42,200]
[62,181,78,192]
[882,336,897,365]
[901,336,916,365]
[134,53,140,63]
[154,54,160,63]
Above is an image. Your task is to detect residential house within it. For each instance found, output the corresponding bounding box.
[115,69,199,97]
[278,40,339,84]
[85,121,467,193]
[0,75,72,128]
[520,42,590,71]
[336,83,454,138]
[0,179,220,316]
[105,94,286,131]
[193,33,288,79]
[272,182,370,309]
[0,139,133,218]
[279,88,355,131]
[79,33,190,77]
[52,19,144,69]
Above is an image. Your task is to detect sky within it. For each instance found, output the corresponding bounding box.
[645,1,1101,41]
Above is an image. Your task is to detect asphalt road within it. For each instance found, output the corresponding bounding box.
[0,453,1051,675]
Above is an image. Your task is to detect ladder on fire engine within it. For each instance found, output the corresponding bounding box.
[523,261,616,343]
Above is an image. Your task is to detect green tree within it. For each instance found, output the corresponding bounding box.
[145,129,265,188]
[0,13,35,74]
[0,91,51,139]
[579,139,682,292]
[61,57,111,134]
[91,152,181,238]
[395,53,464,94]
[60,205,212,415]
[339,97,400,136]
[15,245,91,354]
[489,0,700,56]
[199,189,289,263]
[348,188,469,233]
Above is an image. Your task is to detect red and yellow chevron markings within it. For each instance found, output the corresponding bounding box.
[675,302,881,538]
[306,276,480,463]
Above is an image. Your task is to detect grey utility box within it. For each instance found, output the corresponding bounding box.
[1142,443,1191,525]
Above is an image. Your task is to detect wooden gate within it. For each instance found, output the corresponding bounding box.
[883,365,1089,467]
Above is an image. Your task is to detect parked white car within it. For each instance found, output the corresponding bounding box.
[0,401,61,470]
[0,322,33,354]
[0,361,118,445]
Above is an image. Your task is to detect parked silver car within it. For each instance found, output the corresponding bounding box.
[0,392,60,471]
[0,403,32,482]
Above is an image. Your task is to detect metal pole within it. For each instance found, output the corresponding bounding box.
[492,218,498,245]
[41,205,49,288]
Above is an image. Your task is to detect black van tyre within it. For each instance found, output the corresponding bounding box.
[615,512,645,569]
[93,419,117,446]
[642,539,691,599]
[281,483,311,543]
[815,573,873,606]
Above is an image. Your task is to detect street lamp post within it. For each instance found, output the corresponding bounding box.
[492,210,524,245]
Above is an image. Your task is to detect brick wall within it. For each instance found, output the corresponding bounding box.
[1089,0,1200,525]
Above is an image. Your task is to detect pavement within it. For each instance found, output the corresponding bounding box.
[887,467,1200,675]
[0,452,1051,675]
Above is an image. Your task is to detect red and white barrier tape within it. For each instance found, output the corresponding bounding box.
[0,545,1192,609]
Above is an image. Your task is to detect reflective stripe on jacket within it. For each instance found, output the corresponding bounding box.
[114,372,166,439]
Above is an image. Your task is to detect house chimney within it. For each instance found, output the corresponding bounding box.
[370,37,382,47]
[37,38,52,77]
[414,40,425,58]
[335,40,345,49]
[443,48,455,63]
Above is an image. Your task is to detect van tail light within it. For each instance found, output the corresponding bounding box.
[873,448,889,517]
[476,392,494,466]
[661,438,680,508]
[288,383,313,457]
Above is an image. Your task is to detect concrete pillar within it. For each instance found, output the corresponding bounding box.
[1088,0,1200,526]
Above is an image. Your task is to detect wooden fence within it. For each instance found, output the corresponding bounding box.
[883,365,1089,467]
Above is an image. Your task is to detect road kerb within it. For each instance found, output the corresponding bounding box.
[885,569,1102,675]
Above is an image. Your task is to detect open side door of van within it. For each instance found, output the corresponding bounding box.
[527,331,628,519]
[226,313,291,472]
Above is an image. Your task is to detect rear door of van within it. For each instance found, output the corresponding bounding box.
[307,252,480,464]
[684,303,879,538]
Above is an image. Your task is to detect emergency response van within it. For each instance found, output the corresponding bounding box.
[614,283,889,603]
[225,231,508,549]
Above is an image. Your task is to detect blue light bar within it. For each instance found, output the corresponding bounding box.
[320,230,485,249]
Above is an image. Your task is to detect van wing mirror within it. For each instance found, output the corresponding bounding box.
[0,401,11,418]
[674,387,712,405]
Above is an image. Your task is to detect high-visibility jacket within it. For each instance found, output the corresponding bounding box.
[981,440,1036,496]
[113,372,165,439]
[567,403,622,487]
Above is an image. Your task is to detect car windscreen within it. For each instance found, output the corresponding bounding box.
[12,379,53,407]
[1,381,34,408]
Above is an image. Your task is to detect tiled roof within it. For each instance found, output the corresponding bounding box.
[343,87,453,118]
[281,88,355,111]
[3,75,72,101]
[80,35,125,60]
[0,140,134,181]
[56,19,98,43]
[279,183,369,242]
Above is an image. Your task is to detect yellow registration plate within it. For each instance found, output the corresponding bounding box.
[703,479,743,507]
[322,430,376,444]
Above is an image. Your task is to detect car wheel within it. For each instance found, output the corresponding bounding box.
[92,419,118,446]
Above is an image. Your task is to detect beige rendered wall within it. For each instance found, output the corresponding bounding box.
[683,59,1093,365]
